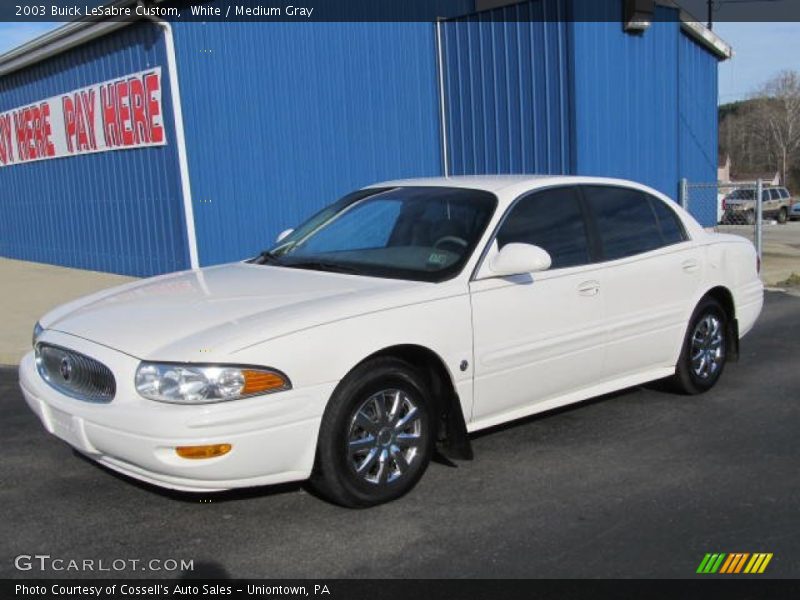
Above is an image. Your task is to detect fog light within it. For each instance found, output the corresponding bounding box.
[175,444,232,459]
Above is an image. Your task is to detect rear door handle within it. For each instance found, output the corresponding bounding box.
[577,280,600,296]
[682,259,700,273]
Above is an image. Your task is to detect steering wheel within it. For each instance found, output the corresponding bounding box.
[433,235,468,252]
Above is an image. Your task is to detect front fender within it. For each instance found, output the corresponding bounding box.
[228,293,476,418]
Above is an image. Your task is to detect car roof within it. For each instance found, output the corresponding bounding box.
[367,174,664,195]
[367,175,560,193]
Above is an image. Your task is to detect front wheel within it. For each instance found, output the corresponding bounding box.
[777,207,788,224]
[670,298,728,395]
[310,357,434,507]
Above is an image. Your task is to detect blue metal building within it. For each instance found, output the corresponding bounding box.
[0,0,730,277]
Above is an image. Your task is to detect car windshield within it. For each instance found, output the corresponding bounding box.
[255,186,497,282]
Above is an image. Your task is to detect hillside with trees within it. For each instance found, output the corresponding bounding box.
[719,70,800,192]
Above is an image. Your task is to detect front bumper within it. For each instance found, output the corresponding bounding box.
[19,332,336,492]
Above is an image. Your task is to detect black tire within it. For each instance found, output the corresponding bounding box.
[310,357,434,507]
[670,297,728,395]
[778,207,788,224]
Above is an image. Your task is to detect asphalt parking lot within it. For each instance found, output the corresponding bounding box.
[2,292,798,579]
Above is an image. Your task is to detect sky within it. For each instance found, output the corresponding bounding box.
[0,22,59,55]
[715,22,800,104]
[0,20,798,106]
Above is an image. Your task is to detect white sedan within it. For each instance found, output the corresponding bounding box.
[20,176,764,507]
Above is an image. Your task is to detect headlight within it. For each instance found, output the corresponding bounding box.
[134,363,291,404]
[32,321,44,347]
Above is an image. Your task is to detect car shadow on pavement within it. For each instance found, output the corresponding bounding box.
[468,378,678,441]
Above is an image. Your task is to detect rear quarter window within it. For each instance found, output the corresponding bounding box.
[648,196,688,245]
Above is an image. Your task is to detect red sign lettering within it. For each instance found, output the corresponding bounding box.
[62,96,76,153]
[144,71,163,143]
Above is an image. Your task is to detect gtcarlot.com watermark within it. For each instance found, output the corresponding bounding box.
[14,554,194,573]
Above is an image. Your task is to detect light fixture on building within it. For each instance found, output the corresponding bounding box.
[624,0,655,33]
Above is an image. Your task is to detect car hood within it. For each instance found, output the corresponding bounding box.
[42,263,451,360]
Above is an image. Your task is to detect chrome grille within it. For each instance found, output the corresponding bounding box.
[35,344,116,403]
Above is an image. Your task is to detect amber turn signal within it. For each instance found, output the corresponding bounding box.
[175,443,232,459]
[242,369,289,395]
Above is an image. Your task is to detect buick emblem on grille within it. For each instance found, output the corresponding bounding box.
[36,344,115,403]
[59,356,73,382]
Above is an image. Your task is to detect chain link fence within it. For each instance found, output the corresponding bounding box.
[681,179,800,288]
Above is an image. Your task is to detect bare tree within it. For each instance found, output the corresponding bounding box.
[719,100,772,177]
[751,70,800,185]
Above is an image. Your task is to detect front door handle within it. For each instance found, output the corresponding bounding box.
[577,280,600,296]
[682,259,700,274]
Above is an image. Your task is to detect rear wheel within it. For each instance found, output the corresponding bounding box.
[310,357,434,507]
[745,210,755,225]
[777,207,788,224]
[670,298,728,395]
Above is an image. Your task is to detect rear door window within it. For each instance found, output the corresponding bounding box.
[582,186,665,260]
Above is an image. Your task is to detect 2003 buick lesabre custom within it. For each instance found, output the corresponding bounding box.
[20,176,764,507]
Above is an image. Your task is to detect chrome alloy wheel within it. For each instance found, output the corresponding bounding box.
[347,389,423,485]
[690,314,724,380]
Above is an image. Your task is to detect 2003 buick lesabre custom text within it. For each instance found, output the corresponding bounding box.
[20,176,764,507]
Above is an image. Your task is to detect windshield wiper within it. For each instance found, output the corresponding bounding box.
[252,250,282,265]
[283,260,362,275]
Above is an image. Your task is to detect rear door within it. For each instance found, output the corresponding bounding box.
[580,185,701,378]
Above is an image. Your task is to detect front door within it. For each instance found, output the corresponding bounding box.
[469,186,606,426]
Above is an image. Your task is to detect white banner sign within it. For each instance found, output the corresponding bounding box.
[0,67,166,168]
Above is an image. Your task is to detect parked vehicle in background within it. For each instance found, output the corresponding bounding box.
[721,186,794,224]
[789,200,800,221]
[20,176,764,507]
[716,189,730,224]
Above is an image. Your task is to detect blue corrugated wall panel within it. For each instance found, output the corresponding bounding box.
[442,0,571,176]
[172,22,443,266]
[0,23,189,276]
[570,3,681,200]
[679,33,719,227]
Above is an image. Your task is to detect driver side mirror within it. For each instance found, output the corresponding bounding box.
[486,243,552,277]
[275,228,294,243]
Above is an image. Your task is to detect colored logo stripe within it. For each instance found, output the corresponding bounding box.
[744,553,773,574]
[719,553,749,573]
[697,553,726,573]
[697,553,773,574]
